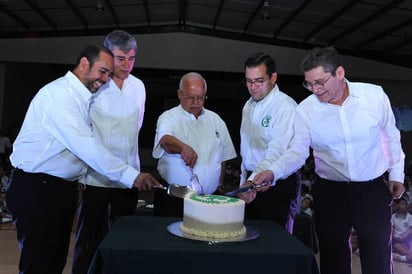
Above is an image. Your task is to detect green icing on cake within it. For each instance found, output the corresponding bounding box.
[189,194,240,204]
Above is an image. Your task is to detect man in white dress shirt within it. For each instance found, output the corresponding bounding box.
[6,44,160,274]
[238,52,300,234]
[252,46,405,274]
[152,72,237,216]
[72,30,155,274]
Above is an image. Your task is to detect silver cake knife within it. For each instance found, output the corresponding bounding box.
[224,182,270,197]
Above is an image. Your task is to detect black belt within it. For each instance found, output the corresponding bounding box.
[316,174,385,184]
[12,168,72,185]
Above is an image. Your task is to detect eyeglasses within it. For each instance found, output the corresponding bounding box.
[242,77,270,87]
[182,95,207,102]
[302,73,333,90]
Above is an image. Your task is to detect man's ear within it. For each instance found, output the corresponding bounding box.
[177,89,183,100]
[270,72,277,84]
[335,66,345,80]
[78,57,90,72]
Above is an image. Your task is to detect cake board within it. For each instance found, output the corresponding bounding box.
[167,221,260,244]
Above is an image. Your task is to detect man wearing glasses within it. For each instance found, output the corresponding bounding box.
[152,72,237,216]
[237,52,300,234]
[252,46,405,274]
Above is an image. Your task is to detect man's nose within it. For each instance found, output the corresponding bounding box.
[311,85,322,93]
[123,59,133,66]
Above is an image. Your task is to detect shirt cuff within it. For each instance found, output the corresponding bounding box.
[120,166,140,189]
[249,171,277,187]
[388,170,404,184]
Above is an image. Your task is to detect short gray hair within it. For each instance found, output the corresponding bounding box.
[104,30,137,53]
[178,72,208,92]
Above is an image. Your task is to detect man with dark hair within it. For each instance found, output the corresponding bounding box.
[252,46,405,274]
[72,30,155,274]
[238,52,300,233]
[6,44,160,274]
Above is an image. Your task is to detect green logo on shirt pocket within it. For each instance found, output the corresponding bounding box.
[261,115,272,127]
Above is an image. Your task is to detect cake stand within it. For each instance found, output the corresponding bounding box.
[167,221,260,245]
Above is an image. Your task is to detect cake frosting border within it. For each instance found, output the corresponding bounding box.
[180,223,246,239]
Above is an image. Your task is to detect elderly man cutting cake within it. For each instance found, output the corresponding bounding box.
[152,72,237,217]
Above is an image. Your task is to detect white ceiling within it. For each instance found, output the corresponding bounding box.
[0,0,412,68]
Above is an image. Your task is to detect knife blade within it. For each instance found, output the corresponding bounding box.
[190,168,204,194]
[224,181,270,197]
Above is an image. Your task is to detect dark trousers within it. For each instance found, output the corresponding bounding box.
[311,176,393,274]
[72,184,139,274]
[5,168,78,274]
[245,172,300,233]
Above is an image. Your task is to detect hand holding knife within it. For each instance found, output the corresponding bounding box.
[224,181,270,197]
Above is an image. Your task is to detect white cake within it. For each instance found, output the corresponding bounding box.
[180,194,246,239]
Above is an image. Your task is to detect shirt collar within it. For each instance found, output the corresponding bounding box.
[66,71,94,102]
[345,79,362,99]
[312,78,360,107]
[178,104,205,120]
[247,84,279,106]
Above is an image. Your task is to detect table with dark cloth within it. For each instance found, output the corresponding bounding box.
[88,216,319,274]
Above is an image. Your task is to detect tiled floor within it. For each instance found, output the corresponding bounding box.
[0,216,75,274]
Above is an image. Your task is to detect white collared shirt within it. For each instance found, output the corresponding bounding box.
[10,71,138,188]
[80,75,145,188]
[271,80,405,183]
[240,85,297,184]
[153,105,237,194]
